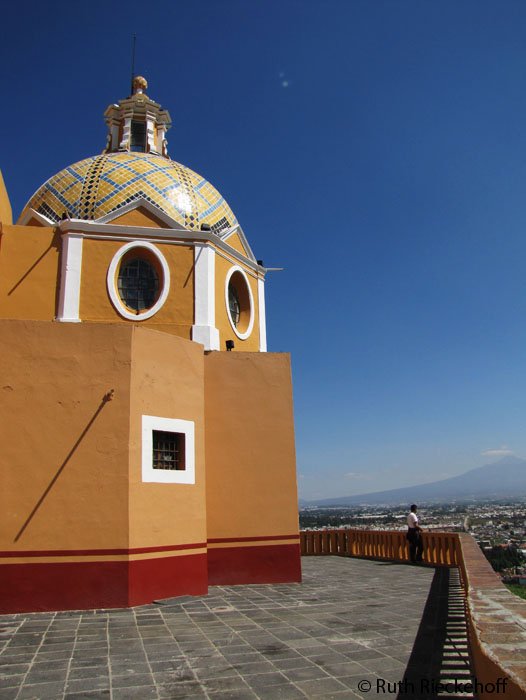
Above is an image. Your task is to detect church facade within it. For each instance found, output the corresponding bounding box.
[0,78,301,613]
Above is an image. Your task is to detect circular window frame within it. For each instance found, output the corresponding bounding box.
[225,265,254,340]
[107,241,170,321]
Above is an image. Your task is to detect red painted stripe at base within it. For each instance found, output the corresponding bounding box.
[207,543,302,586]
[128,554,208,607]
[0,554,208,614]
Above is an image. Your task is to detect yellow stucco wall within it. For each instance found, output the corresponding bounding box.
[128,328,207,549]
[222,231,250,257]
[0,225,60,321]
[214,252,260,351]
[79,238,194,338]
[0,320,132,551]
[204,351,299,539]
[108,207,169,228]
[0,170,13,225]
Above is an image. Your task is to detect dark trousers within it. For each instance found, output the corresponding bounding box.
[406,528,423,562]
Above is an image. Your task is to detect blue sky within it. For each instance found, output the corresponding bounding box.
[3,1,526,499]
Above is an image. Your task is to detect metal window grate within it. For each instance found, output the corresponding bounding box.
[118,258,159,312]
[152,430,185,470]
[228,283,240,326]
[130,120,147,152]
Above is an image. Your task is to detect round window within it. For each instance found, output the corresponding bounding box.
[118,257,159,313]
[107,242,170,321]
[225,266,254,340]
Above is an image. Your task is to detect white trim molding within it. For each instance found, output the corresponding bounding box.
[56,233,83,322]
[220,224,257,262]
[225,265,255,341]
[56,219,266,275]
[258,277,267,352]
[95,198,187,230]
[107,241,170,321]
[192,244,220,350]
[142,415,195,484]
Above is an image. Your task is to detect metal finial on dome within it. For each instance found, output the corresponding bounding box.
[133,76,148,94]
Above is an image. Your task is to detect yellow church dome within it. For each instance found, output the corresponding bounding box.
[20,151,238,233]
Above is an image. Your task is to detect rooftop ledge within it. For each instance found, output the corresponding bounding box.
[301,528,526,699]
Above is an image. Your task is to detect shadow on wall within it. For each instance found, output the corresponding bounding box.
[14,390,114,542]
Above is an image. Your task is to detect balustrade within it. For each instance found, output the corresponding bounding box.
[300,528,458,565]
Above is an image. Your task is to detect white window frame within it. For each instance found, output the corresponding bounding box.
[142,415,195,484]
[107,241,170,321]
[225,265,255,340]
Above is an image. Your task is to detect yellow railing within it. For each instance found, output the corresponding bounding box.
[300,528,459,565]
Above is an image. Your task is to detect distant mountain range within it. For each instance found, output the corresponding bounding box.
[301,456,526,507]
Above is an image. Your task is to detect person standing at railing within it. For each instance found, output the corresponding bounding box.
[406,504,424,563]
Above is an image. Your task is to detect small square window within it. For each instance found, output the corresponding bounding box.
[153,430,185,471]
[142,416,195,484]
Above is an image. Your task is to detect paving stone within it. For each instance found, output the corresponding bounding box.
[208,690,259,699]
[25,667,69,684]
[253,685,308,699]
[112,685,158,699]
[283,665,331,681]
[110,661,152,676]
[295,677,348,694]
[243,671,290,688]
[65,693,111,699]
[111,672,155,688]
[66,677,110,693]
[202,675,249,693]
[17,680,67,699]
[153,668,196,683]
[157,680,208,698]
[67,665,110,681]
[0,689,19,700]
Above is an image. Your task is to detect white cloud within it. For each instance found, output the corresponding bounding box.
[344,471,373,480]
[481,445,515,458]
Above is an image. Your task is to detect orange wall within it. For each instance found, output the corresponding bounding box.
[222,231,249,257]
[0,320,132,551]
[204,351,299,539]
[214,253,260,352]
[79,238,194,338]
[128,328,207,549]
[109,207,169,228]
[0,225,60,320]
[0,170,12,225]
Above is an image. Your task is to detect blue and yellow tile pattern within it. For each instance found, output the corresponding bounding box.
[21,152,237,232]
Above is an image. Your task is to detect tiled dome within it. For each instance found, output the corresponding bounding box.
[20,152,237,233]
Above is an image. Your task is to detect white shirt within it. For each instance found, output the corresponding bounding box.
[407,512,418,528]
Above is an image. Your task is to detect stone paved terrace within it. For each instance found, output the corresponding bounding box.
[0,558,475,700]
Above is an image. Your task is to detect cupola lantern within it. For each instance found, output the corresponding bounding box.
[103,76,171,157]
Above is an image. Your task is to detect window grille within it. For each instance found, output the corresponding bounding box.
[130,121,147,152]
[117,258,159,312]
[228,283,241,326]
[152,430,185,470]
